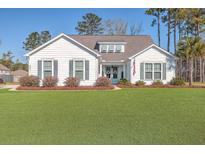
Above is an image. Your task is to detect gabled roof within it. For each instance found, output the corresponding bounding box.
[68,35,154,61]
[25,33,173,62]
[128,44,175,59]
[25,33,101,57]
[0,64,10,71]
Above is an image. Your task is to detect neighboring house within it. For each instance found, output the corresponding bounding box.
[25,33,175,86]
[11,70,28,82]
[0,64,13,82]
[0,64,10,75]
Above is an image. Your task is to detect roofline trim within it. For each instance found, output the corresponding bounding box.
[128,44,175,59]
[24,33,101,57]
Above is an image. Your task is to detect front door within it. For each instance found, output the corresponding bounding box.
[105,66,119,84]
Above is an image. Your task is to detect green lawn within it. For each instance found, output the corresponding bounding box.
[0,88,205,144]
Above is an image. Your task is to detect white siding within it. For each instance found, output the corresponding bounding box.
[130,46,175,84]
[29,37,98,86]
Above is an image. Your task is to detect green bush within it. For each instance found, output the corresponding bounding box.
[152,80,163,86]
[118,79,130,85]
[135,80,145,86]
[170,77,185,86]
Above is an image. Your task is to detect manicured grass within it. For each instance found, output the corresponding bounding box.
[0,88,205,144]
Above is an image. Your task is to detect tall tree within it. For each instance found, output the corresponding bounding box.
[75,13,104,35]
[0,51,14,69]
[23,31,52,52]
[104,19,128,35]
[145,8,165,47]
[40,31,52,44]
[176,37,204,85]
[162,9,172,52]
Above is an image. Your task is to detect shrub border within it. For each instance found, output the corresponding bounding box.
[17,86,114,91]
[117,84,205,88]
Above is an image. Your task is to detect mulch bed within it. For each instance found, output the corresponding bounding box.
[17,86,114,90]
[117,84,205,88]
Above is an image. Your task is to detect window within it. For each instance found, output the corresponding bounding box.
[101,45,107,52]
[108,45,114,52]
[43,60,52,77]
[145,63,152,80]
[116,45,122,52]
[154,63,161,80]
[75,60,84,80]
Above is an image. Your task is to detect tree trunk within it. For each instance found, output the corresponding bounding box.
[202,59,204,83]
[174,19,177,54]
[167,9,170,52]
[194,58,197,82]
[157,11,161,47]
[189,58,193,86]
[186,57,189,82]
[200,57,202,82]
[178,21,182,40]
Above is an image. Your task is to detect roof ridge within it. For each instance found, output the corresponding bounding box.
[67,34,152,37]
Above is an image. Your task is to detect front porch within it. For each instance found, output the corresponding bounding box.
[99,62,126,84]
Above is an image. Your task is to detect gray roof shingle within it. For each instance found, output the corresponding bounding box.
[68,35,153,62]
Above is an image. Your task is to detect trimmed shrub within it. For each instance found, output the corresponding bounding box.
[135,80,146,86]
[118,79,130,85]
[152,80,163,86]
[0,78,4,84]
[64,77,80,87]
[170,77,185,86]
[19,75,40,87]
[96,77,111,87]
[42,76,58,87]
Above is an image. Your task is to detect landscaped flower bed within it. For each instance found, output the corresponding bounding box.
[117,84,205,88]
[17,86,114,90]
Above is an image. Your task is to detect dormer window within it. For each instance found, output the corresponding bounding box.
[108,45,114,52]
[99,43,124,53]
[116,45,122,52]
[101,45,107,53]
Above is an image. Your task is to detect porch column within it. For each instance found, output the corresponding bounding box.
[123,64,126,79]
[99,64,102,77]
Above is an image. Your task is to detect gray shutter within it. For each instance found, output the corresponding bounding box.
[163,63,166,80]
[54,60,58,78]
[37,60,42,79]
[69,60,73,77]
[85,60,89,80]
[140,63,144,80]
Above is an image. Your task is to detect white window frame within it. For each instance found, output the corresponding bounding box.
[100,45,108,53]
[144,62,163,81]
[42,59,54,79]
[145,63,153,81]
[108,45,114,52]
[73,59,85,80]
[154,63,162,80]
[116,45,122,52]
